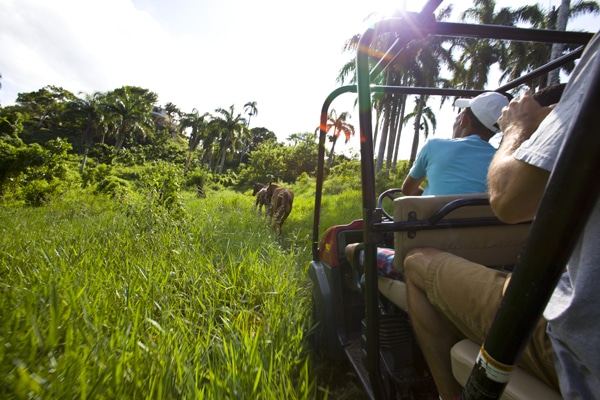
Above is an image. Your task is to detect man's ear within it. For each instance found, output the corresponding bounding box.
[459,113,470,127]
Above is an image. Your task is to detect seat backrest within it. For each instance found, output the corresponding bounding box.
[393,193,531,272]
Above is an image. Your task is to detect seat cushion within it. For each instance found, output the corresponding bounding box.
[378,276,407,311]
[451,339,562,400]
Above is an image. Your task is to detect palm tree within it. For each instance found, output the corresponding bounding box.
[65,91,105,173]
[202,121,220,171]
[243,101,258,127]
[548,0,572,86]
[105,87,154,151]
[547,0,599,85]
[180,108,210,173]
[499,1,598,90]
[163,102,182,137]
[213,105,247,174]
[498,3,550,91]
[453,0,516,90]
[339,6,454,171]
[240,101,258,164]
[339,15,403,170]
[390,31,453,171]
[403,96,437,168]
[323,109,355,169]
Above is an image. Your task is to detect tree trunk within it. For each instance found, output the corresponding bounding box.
[218,149,226,174]
[408,96,426,169]
[95,132,106,167]
[327,134,339,169]
[206,146,215,172]
[548,0,570,86]
[385,96,400,170]
[184,152,192,174]
[373,102,383,152]
[238,141,246,165]
[376,96,391,173]
[392,95,407,168]
[80,147,89,174]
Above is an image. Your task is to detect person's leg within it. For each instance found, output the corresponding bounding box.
[345,244,402,279]
[345,243,360,266]
[404,248,463,400]
[419,250,558,390]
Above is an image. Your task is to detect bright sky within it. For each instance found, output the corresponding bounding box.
[1,0,598,158]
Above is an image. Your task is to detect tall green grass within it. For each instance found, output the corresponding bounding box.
[0,186,364,399]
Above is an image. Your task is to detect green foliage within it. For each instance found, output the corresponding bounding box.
[21,179,59,206]
[295,172,313,189]
[0,136,73,203]
[15,85,77,131]
[105,86,156,151]
[212,169,239,189]
[184,167,208,197]
[282,132,319,183]
[112,147,138,166]
[323,159,362,195]
[318,188,363,234]
[81,163,113,187]
[239,139,287,185]
[95,174,134,201]
[374,160,410,194]
[3,84,325,186]
[246,127,277,154]
[0,110,25,137]
[88,143,117,165]
[138,142,187,165]
[142,161,186,217]
[0,165,376,398]
[237,134,318,189]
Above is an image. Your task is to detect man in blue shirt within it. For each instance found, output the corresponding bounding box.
[347,87,565,277]
[402,92,509,196]
[347,92,509,277]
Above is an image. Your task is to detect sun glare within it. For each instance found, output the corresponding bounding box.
[366,0,425,19]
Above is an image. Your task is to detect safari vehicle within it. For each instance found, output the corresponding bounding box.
[308,1,597,398]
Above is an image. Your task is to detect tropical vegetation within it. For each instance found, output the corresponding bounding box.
[339,0,598,173]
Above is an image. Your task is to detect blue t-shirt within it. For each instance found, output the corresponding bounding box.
[409,135,496,195]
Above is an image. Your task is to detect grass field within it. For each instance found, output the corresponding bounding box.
[0,185,366,399]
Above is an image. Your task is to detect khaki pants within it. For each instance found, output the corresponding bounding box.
[424,251,559,390]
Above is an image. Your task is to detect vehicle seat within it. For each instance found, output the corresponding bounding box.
[377,193,561,399]
[451,339,562,400]
[392,193,530,273]
[378,193,529,312]
[378,275,408,311]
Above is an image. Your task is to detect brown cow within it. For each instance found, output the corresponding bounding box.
[265,182,294,235]
[252,182,269,213]
[252,182,265,196]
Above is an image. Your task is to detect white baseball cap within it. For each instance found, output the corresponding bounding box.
[454,92,509,133]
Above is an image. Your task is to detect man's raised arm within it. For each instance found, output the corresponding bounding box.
[488,92,554,224]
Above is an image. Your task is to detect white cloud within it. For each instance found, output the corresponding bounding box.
[0,0,376,139]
